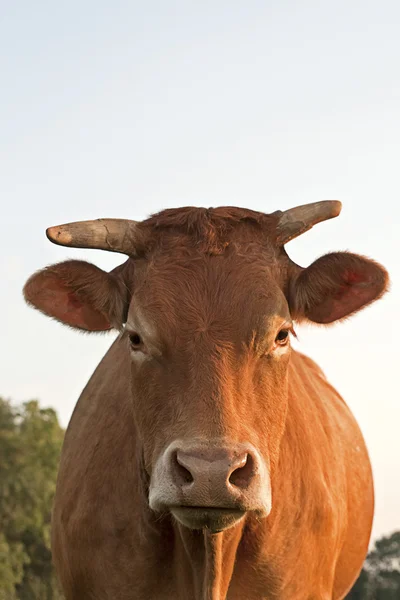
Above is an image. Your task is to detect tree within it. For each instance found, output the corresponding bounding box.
[0,397,64,599]
[346,532,400,599]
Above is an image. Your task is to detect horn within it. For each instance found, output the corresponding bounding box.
[275,200,342,245]
[46,218,140,255]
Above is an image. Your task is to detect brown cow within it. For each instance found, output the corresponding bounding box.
[24,201,388,600]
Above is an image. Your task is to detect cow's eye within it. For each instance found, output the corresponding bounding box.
[128,332,143,350]
[275,329,290,345]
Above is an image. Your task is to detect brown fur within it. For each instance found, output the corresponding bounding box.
[24,206,389,599]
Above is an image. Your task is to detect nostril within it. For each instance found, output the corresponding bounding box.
[173,451,194,485]
[229,454,254,489]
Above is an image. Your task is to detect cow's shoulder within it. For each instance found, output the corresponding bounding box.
[291,349,328,381]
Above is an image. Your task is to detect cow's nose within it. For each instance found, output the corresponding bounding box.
[173,448,255,491]
[148,440,272,530]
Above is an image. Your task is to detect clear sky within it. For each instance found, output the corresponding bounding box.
[1,0,399,543]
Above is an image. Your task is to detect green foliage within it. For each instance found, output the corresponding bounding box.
[0,398,64,599]
[347,532,400,599]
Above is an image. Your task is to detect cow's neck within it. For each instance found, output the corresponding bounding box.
[173,522,243,600]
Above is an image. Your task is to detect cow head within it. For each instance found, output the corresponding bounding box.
[24,202,388,533]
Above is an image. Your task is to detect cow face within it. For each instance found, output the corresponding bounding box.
[24,205,388,532]
[125,247,291,531]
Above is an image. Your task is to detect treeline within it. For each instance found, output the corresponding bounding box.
[0,397,399,599]
[347,532,400,599]
[0,398,63,599]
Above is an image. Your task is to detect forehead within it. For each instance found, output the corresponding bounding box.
[129,246,290,340]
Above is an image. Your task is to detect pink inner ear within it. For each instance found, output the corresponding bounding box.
[38,279,112,331]
[341,270,366,286]
[333,270,367,300]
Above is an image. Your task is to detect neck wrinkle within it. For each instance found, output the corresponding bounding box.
[174,522,243,600]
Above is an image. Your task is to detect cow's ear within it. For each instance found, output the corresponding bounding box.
[23,260,129,331]
[289,252,389,324]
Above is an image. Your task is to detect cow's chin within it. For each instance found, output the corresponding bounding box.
[170,506,246,533]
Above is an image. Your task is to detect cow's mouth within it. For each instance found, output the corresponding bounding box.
[170,506,246,533]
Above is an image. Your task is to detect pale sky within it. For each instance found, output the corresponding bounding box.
[1,0,399,543]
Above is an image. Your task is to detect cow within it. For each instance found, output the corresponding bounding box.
[24,201,388,600]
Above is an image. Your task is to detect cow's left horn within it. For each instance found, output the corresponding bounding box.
[275,200,342,245]
[46,218,140,255]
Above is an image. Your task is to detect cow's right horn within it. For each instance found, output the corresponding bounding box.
[46,218,140,255]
